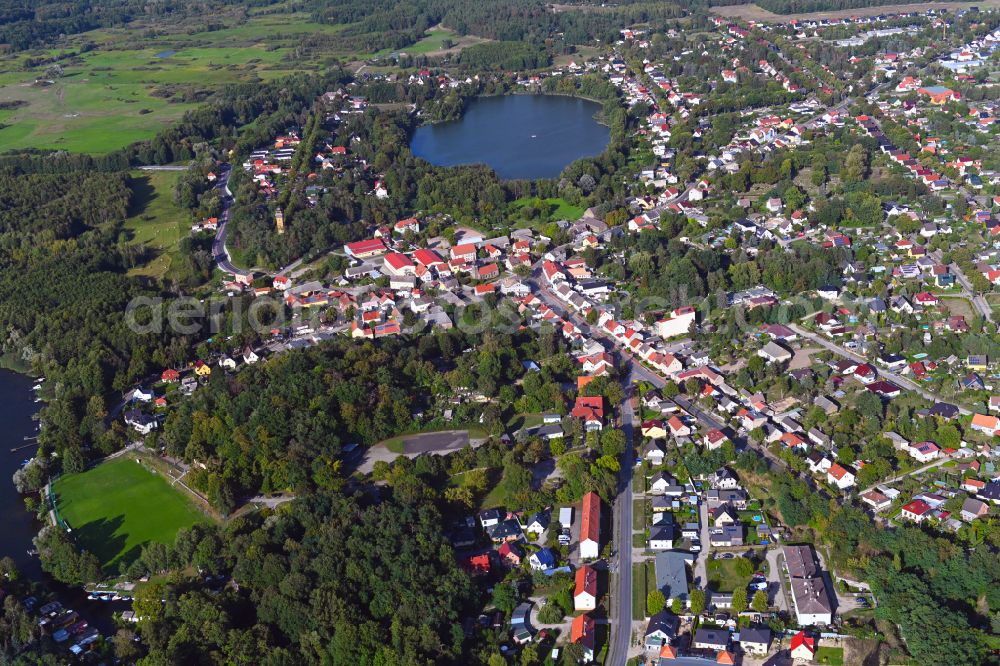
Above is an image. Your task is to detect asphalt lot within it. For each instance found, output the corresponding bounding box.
[402,430,470,454]
[354,430,480,474]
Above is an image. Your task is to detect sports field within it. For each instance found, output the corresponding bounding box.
[53,457,209,571]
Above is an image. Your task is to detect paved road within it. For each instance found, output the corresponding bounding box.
[211,164,252,277]
[248,494,296,508]
[608,377,637,666]
[788,323,973,415]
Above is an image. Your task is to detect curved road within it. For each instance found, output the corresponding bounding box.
[211,164,251,277]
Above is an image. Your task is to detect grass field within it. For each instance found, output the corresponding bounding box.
[53,457,209,571]
[631,562,646,619]
[125,171,190,280]
[374,25,491,58]
[707,557,751,593]
[510,196,586,225]
[815,646,845,666]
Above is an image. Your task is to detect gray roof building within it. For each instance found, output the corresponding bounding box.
[654,551,692,603]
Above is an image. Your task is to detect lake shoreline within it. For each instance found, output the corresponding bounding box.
[410,94,611,180]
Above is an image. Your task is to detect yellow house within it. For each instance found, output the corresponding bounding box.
[194,361,212,377]
[967,355,988,372]
[641,420,668,439]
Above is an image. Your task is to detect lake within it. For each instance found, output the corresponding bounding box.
[410,95,610,180]
[0,369,42,579]
[0,370,125,634]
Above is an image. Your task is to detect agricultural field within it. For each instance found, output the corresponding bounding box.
[0,10,494,154]
[124,170,191,280]
[53,457,209,571]
[0,12,344,154]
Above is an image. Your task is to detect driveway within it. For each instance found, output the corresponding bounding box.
[694,501,710,587]
[764,548,790,614]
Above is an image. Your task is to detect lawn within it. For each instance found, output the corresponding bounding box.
[510,196,586,226]
[125,170,190,279]
[633,499,646,531]
[815,646,845,665]
[707,557,752,593]
[631,562,646,619]
[53,457,210,572]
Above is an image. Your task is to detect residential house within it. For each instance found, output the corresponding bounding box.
[703,429,729,451]
[713,468,740,490]
[692,628,730,651]
[790,631,816,662]
[650,471,678,495]
[908,441,940,463]
[571,614,596,663]
[498,541,524,567]
[642,440,666,466]
[524,511,550,535]
[649,523,676,550]
[901,499,933,523]
[574,564,598,610]
[580,492,601,559]
[861,490,891,512]
[123,409,157,435]
[642,420,668,439]
[961,498,989,522]
[644,610,679,652]
[971,413,1000,437]
[710,524,745,547]
[654,551,691,605]
[758,341,792,364]
[572,396,605,432]
[827,463,856,490]
[667,415,691,438]
[529,548,557,571]
[486,518,523,543]
[739,627,771,656]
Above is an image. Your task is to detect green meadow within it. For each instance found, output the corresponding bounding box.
[0,11,342,154]
[124,170,190,280]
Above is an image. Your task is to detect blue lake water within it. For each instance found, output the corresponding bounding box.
[411,95,610,180]
[0,370,41,579]
[155,50,177,58]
